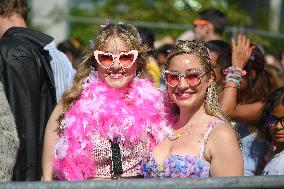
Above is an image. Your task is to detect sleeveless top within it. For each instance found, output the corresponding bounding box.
[141,121,222,178]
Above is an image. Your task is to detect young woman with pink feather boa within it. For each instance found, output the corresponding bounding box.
[42,23,173,181]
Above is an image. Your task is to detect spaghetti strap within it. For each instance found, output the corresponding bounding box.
[199,120,224,159]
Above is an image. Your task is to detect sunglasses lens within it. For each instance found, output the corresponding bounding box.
[119,53,135,67]
[165,73,179,86]
[265,115,279,127]
[185,72,201,86]
[97,54,113,67]
[98,54,113,67]
[281,119,284,127]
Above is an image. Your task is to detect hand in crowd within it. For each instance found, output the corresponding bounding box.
[231,34,255,69]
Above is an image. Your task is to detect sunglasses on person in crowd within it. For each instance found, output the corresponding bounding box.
[192,19,210,27]
[162,68,206,88]
[265,114,284,128]
[94,50,138,69]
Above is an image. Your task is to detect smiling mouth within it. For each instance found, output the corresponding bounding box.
[175,91,194,100]
[108,73,126,79]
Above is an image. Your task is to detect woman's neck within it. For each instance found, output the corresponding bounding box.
[174,104,206,130]
[275,142,284,153]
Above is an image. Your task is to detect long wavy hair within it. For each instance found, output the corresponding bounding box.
[166,40,227,121]
[240,45,277,104]
[57,23,147,125]
[258,87,284,143]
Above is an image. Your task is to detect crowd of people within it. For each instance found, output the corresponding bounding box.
[0,0,284,182]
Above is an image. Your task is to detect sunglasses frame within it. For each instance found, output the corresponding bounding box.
[265,114,284,128]
[162,68,206,88]
[93,50,138,69]
[193,19,210,27]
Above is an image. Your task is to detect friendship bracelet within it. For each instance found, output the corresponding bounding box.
[225,77,241,85]
[223,85,240,90]
[223,66,243,75]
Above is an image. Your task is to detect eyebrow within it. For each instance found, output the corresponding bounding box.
[269,114,284,118]
[169,68,200,72]
[101,50,130,53]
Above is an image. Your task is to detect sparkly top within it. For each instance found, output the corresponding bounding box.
[141,121,222,178]
[92,132,148,178]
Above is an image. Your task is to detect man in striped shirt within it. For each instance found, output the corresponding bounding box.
[0,0,74,180]
[44,41,76,102]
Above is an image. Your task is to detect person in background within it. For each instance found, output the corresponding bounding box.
[193,8,226,42]
[156,44,174,71]
[45,41,76,102]
[205,40,230,84]
[265,53,283,72]
[0,0,56,180]
[0,0,73,180]
[264,53,284,87]
[259,87,284,175]
[155,44,174,91]
[57,39,82,69]
[220,34,277,176]
[137,26,161,87]
[0,81,19,181]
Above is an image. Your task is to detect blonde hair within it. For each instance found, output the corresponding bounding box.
[166,40,227,121]
[58,23,146,124]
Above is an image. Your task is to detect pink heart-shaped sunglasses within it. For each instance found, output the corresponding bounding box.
[94,50,138,69]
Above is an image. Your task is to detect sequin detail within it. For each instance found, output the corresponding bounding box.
[92,132,145,177]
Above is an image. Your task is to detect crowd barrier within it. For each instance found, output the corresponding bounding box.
[1,176,284,189]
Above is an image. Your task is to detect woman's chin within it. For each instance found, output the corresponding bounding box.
[104,76,133,89]
[173,99,194,109]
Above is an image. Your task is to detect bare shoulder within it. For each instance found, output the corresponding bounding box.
[209,122,238,144]
[205,122,241,161]
[51,102,64,118]
[46,101,64,129]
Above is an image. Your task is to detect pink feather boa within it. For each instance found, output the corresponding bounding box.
[53,71,173,180]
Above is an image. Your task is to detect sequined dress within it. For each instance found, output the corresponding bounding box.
[92,132,147,178]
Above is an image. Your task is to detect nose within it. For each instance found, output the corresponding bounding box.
[111,57,122,70]
[275,121,284,130]
[177,76,189,90]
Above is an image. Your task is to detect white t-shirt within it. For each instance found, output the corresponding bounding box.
[262,151,284,175]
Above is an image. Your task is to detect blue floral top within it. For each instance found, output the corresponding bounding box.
[141,120,222,178]
[142,153,210,178]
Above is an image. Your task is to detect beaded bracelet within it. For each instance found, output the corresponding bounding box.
[225,75,241,85]
[223,85,240,90]
[223,66,242,76]
[225,77,241,86]
[224,66,243,86]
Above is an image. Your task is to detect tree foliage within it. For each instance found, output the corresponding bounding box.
[68,0,283,52]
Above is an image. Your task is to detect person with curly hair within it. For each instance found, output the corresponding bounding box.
[42,23,172,181]
[142,40,243,178]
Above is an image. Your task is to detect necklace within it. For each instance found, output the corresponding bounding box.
[168,132,183,141]
[168,124,191,141]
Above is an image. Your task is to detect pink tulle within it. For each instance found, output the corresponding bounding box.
[53,71,173,180]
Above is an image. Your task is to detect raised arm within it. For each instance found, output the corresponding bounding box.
[220,34,262,122]
[42,103,63,181]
